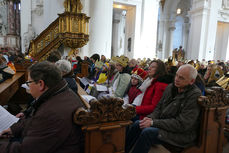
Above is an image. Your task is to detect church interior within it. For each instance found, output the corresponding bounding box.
[1,0,229,153]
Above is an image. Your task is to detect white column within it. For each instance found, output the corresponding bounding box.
[168,26,176,57]
[162,19,170,59]
[79,0,90,57]
[226,34,229,61]
[125,7,136,58]
[111,11,126,57]
[87,0,113,58]
[157,19,165,59]
[112,17,121,57]
[187,0,221,60]
[20,0,32,53]
[137,0,159,59]
[182,19,190,53]
[215,23,229,61]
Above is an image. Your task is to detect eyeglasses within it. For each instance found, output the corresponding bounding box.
[25,80,36,86]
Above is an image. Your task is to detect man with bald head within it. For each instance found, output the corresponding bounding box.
[125,64,201,153]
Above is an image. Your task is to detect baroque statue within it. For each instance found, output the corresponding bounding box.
[64,0,83,13]
[23,24,35,53]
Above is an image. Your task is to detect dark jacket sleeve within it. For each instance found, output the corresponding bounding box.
[152,90,201,133]
[0,113,70,153]
[11,118,26,138]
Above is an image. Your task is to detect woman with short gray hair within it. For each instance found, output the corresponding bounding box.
[56,59,78,93]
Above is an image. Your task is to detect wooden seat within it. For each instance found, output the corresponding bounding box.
[74,97,135,153]
[0,72,25,105]
[75,61,89,83]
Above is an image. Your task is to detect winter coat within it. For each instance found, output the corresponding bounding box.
[136,75,173,119]
[0,80,84,153]
[123,85,142,105]
[148,83,201,148]
[64,76,78,93]
[111,72,131,98]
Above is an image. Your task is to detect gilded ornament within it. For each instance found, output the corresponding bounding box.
[28,0,89,60]
[64,0,83,13]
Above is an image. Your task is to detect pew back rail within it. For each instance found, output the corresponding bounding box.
[74,97,135,153]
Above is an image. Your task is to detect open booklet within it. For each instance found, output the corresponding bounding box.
[0,105,19,133]
[95,84,108,92]
[81,95,97,103]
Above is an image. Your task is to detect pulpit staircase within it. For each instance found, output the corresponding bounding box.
[28,0,90,61]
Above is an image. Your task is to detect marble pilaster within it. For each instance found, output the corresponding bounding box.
[15,3,20,35]
[138,0,159,59]
[187,0,221,60]
[168,26,176,57]
[7,1,15,34]
[87,0,113,58]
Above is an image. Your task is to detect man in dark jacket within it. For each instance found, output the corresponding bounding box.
[0,61,84,153]
[125,64,201,153]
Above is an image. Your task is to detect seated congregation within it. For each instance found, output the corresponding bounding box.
[0,52,229,153]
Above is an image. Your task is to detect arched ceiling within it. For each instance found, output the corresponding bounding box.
[160,0,192,20]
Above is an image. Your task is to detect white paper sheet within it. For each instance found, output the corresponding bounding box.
[78,77,90,86]
[0,106,19,133]
[95,84,108,92]
[81,95,97,103]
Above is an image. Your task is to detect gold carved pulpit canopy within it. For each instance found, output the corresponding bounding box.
[59,0,90,48]
[29,0,90,61]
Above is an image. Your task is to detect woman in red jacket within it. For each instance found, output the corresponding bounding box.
[135,59,173,120]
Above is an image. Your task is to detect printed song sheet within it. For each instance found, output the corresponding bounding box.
[95,84,108,92]
[81,95,97,103]
[0,106,19,133]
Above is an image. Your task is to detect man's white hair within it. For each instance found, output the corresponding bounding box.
[55,59,72,75]
[179,64,198,80]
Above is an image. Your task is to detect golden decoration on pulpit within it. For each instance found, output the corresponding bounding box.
[28,0,90,61]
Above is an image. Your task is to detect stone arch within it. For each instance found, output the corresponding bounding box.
[157,0,192,59]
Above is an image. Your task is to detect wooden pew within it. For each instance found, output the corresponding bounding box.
[0,72,25,105]
[74,97,135,153]
[3,63,33,106]
[74,86,229,153]
[75,61,89,83]
[76,82,90,109]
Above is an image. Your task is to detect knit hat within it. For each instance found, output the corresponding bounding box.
[112,55,129,67]
[131,68,148,82]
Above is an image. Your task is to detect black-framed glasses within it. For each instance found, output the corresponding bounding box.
[25,80,36,86]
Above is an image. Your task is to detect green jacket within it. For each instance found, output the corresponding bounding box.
[111,72,131,98]
[148,83,201,148]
